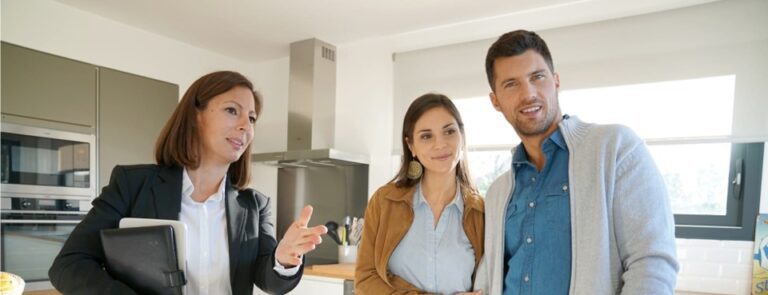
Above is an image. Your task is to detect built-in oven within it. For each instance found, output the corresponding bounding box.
[0,194,90,289]
[1,122,96,290]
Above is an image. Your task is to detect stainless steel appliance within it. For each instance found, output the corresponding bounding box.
[252,39,369,265]
[1,122,96,197]
[0,195,90,288]
[1,122,95,289]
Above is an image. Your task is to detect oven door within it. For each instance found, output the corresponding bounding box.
[0,211,85,284]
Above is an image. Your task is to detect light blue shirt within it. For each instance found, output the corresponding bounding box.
[388,182,475,294]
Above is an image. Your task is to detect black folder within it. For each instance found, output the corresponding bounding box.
[100,225,186,295]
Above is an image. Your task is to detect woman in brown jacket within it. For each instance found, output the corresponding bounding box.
[355,93,484,294]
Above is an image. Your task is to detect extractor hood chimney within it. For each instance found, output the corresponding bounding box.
[252,38,368,167]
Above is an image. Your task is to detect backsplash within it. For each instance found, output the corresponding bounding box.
[676,238,754,295]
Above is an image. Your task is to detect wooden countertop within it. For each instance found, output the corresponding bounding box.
[23,290,60,295]
[304,263,356,281]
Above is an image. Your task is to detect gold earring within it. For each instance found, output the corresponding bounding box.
[406,159,423,180]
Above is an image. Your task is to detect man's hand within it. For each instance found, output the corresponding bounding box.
[275,205,328,267]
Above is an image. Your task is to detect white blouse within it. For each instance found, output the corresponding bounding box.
[179,169,299,295]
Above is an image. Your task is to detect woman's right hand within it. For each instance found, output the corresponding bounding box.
[275,205,328,267]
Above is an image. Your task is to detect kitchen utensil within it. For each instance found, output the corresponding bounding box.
[324,221,342,245]
[349,218,364,246]
[343,216,352,237]
[339,226,347,245]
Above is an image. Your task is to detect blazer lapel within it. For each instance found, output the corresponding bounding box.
[225,182,246,285]
[152,165,183,220]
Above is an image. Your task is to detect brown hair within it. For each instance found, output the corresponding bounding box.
[391,93,477,195]
[485,30,554,91]
[154,71,263,189]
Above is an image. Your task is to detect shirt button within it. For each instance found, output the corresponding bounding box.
[526,237,533,244]
[531,177,536,182]
[563,185,568,191]
[528,201,535,208]
[524,275,530,282]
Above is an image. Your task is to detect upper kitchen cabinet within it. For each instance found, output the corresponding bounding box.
[1,42,97,127]
[98,68,178,189]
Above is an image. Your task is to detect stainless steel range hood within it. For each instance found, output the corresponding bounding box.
[251,149,367,167]
[252,38,368,167]
[253,39,370,265]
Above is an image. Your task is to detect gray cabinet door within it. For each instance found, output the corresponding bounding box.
[1,42,96,126]
[98,68,178,189]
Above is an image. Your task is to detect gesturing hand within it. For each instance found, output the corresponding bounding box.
[275,205,328,267]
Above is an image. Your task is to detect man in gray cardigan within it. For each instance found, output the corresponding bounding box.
[473,30,678,294]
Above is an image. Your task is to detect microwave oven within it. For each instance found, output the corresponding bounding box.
[1,122,96,198]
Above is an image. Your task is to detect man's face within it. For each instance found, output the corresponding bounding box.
[490,50,561,138]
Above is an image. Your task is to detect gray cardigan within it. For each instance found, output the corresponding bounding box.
[473,116,678,295]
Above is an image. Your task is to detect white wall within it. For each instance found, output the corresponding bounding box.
[393,1,768,294]
[335,39,395,192]
[250,57,290,153]
[1,0,253,95]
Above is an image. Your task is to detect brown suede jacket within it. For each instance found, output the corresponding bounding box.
[354,183,485,295]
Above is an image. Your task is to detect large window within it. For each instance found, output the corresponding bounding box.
[456,75,763,240]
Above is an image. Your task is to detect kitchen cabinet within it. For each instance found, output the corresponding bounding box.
[285,263,354,294]
[250,275,348,295]
[97,68,178,189]
[252,263,354,294]
[1,42,96,127]
[0,42,178,194]
[288,275,348,294]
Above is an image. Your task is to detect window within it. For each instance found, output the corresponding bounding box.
[466,150,511,196]
[453,97,515,196]
[456,75,764,240]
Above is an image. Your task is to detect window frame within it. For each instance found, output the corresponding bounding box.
[672,142,764,241]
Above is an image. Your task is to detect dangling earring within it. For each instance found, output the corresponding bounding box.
[406,157,423,180]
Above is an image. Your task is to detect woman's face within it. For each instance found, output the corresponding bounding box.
[407,107,463,177]
[197,86,257,167]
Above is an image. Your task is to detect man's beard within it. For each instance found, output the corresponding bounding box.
[514,104,558,137]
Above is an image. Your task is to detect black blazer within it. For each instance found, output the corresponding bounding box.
[49,164,302,295]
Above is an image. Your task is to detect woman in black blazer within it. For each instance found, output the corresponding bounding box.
[49,71,327,294]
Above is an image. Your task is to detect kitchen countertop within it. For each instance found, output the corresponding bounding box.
[304,263,355,281]
[23,290,60,295]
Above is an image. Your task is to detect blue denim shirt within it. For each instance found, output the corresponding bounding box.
[388,182,476,294]
[503,129,572,295]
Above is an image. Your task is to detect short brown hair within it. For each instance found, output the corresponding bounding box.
[485,30,554,91]
[391,93,477,195]
[155,71,262,189]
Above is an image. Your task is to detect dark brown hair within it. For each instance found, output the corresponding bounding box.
[154,71,262,189]
[391,93,477,195]
[485,30,554,91]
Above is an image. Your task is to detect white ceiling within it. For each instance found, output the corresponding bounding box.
[54,0,716,63]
